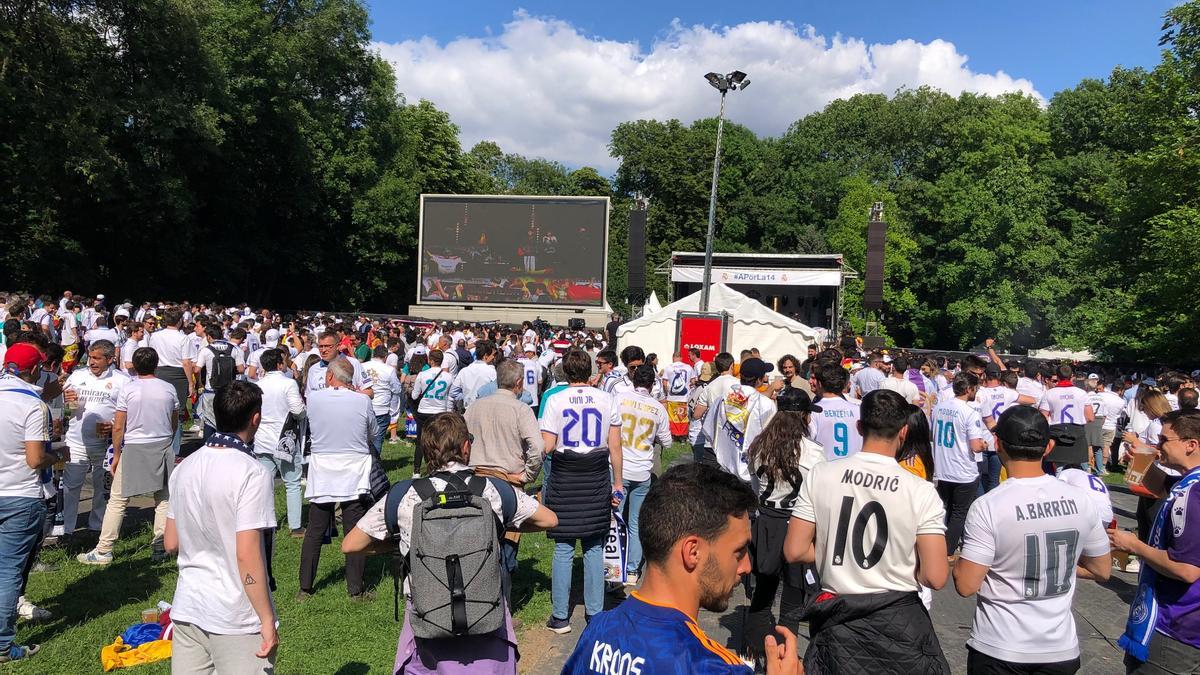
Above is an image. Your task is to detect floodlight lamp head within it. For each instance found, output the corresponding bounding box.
[705,72,726,90]
[736,79,750,91]
[728,70,747,85]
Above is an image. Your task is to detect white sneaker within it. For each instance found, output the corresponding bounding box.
[77,549,113,566]
[1125,559,1141,574]
[50,525,64,537]
[16,598,50,622]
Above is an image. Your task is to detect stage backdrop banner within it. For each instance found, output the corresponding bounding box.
[670,266,840,286]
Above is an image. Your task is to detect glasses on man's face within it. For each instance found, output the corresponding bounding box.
[596,360,609,367]
[1159,435,1184,447]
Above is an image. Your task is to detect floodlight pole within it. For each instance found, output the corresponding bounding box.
[700,89,728,313]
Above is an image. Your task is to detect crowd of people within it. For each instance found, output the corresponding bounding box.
[0,289,1198,675]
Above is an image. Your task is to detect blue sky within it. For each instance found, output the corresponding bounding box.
[365,1,1178,169]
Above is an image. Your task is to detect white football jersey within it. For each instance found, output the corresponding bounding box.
[960,474,1109,664]
[1038,385,1091,425]
[539,386,620,455]
[808,395,863,461]
[1057,468,1114,526]
[612,389,672,482]
[976,385,1019,450]
[518,358,542,408]
[660,362,693,402]
[792,452,945,595]
[931,397,986,483]
[1016,377,1045,403]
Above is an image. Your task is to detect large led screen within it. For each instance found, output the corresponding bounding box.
[417,195,609,307]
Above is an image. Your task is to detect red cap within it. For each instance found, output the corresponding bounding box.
[4,343,45,372]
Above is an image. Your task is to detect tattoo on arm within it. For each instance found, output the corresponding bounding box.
[244,574,256,586]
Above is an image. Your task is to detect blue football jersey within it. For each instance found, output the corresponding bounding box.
[561,593,752,675]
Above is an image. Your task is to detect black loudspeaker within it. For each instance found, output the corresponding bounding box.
[627,208,647,303]
[861,336,886,350]
[568,318,585,330]
[864,220,887,310]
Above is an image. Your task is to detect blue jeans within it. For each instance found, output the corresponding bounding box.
[551,535,604,620]
[979,452,1002,494]
[373,413,389,455]
[620,478,652,576]
[256,454,303,531]
[0,497,46,650]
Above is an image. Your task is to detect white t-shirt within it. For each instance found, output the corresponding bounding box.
[1038,385,1091,425]
[196,341,246,391]
[441,349,460,377]
[754,437,826,510]
[167,445,277,634]
[305,358,372,394]
[253,372,305,457]
[808,395,863,461]
[853,367,886,396]
[120,337,140,369]
[362,360,403,417]
[115,378,178,444]
[518,358,542,408]
[1016,377,1045,403]
[83,327,120,346]
[59,312,78,346]
[0,376,50,498]
[147,328,197,368]
[411,367,453,415]
[1092,390,1125,431]
[355,462,540,558]
[660,362,693,403]
[976,385,1019,450]
[878,376,920,404]
[612,389,672,482]
[959,474,1110,664]
[792,451,946,594]
[64,367,131,451]
[539,386,620,455]
[932,397,986,483]
[1057,468,1114,526]
[712,384,776,482]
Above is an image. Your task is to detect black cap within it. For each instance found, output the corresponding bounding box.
[777,386,822,414]
[995,405,1050,448]
[984,362,1002,378]
[740,357,774,379]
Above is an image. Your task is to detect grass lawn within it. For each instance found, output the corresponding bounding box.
[21,439,695,674]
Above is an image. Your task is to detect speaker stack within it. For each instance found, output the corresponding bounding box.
[627,198,648,305]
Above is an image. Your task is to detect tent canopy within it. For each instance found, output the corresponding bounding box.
[640,291,663,317]
[617,283,817,362]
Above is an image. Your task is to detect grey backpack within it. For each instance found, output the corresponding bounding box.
[384,471,515,638]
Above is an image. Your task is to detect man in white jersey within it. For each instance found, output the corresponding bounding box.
[711,359,777,483]
[878,355,920,404]
[449,341,497,409]
[932,372,987,557]
[955,405,1111,674]
[517,345,543,411]
[977,364,1020,493]
[304,333,373,397]
[540,350,623,632]
[660,352,693,439]
[1039,364,1095,426]
[612,364,672,584]
[692,352,737,466]
[61,340,130,536]
[808,362,863,461]
[1016,363,1048,406]
[1090,378,1125,476]
[786,389,951,674]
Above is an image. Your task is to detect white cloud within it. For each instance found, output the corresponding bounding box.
[372,13,1042,172]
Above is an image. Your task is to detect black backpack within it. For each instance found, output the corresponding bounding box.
[207,343,237,391]
[383,471,516,634]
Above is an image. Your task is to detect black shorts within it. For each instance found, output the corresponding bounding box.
[967,646,1080,675]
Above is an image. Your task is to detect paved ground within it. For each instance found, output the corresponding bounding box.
[518,477,1141,674]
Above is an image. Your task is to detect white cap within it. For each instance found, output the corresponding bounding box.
[882,355,892,363]
[264,328,280,348]
[96,294,105,300]
[1087,373,1099,380]
[523,343,536,353]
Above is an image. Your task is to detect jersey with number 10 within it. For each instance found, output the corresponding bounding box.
[959,475,1109,664]
[792,452,945,595]
[808,395,863,461]
[931,398,986,483]
[539,386,620,455]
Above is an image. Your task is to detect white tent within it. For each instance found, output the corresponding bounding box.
[640,291,663,317]
[617,283,818,361]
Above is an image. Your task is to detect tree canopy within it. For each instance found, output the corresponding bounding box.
[4,0,1200,360]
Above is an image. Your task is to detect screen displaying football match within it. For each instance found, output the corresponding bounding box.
[417,195,609,307]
